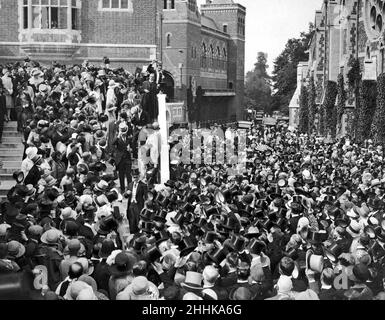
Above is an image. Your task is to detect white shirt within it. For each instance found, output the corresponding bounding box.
[131,181,139,203]
[21,158,34,177]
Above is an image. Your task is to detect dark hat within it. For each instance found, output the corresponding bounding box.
[335,213,351,228]
[145,245,162,263]
[171,212,184,225]
[154,230,169,245]
[248,239,266,255]
[12,171,24,184]
[220,216,238,231]
[178,236,197,257]
[153,210,167,223]
[180,202,194,213]
[229,235,246,252]
[325,242,343,263]
[109,252,135,276]
[140,221,154,234]
[98,239,116,259]
[95,215,118,235]
[202,231,216,244]
[203,205,220,218]
[193,217,207,228]
[132,236,147,254]
[308,230,328,244]
[164,180,175,188]
[207,246,227,265]
[140,209,154,222]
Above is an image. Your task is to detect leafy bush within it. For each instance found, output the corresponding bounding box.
[307,76,317,135]
[298,84,309,133]
[371,74,385,145]
[356,80,377,143]
[336,73,346,134]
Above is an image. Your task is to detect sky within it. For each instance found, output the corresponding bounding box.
[197,0,323,75]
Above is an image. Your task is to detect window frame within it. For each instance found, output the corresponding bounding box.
[25,0,78,30]
[99,0,134,12]
[163,0,175,10]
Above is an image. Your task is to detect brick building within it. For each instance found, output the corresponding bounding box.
[0,0,246,123]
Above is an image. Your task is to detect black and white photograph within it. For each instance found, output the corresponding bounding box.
[0,0,385,308]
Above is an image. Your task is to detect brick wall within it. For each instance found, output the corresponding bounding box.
[0,0,19,42]
[81,0,157,45]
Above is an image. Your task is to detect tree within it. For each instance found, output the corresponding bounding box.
[271,23,315,114]
[298,84,309,133]
[307,76,317,135]
[322,81,338,138]
[244,52,272,114]
[372,74,385,145]
[357,80,377,143]
[336,73,346,135]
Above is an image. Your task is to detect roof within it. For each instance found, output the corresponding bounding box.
[210,0,235,4]
[201,15,219,31]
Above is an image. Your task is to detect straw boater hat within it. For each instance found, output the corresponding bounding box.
[181,272,203,291]
[116,276,159,300]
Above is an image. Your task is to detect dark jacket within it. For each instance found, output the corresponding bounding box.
[112,135,132,166]
[93,259,111,296]
[132,110,150,127]
[127,181,147,211]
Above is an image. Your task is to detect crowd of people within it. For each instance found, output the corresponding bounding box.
[1,58,385,301]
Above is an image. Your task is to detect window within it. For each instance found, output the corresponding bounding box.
[201,42,207,68]
[223,48,227,60]
[365,0,385,40]
[164,0,175,10]
[24,0,78,30]
[223,24,228,33]
[166,33,172,47]
[209,44,214,68]
[72,0,81,30]
[100,0,133,11]
[217,46,222,69]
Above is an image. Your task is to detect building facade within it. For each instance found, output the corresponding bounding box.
[0,0,246,123]
[290,0,385,135]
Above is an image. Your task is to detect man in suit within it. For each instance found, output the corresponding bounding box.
[24,155,43,187]
[131,105,150,160]
[132,102,151,128]
[112,122,133,193]
[126,168,147,234]
[141,73,158,122]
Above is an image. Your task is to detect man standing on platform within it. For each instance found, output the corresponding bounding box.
[112,122,132,193]
[125,168,147,234]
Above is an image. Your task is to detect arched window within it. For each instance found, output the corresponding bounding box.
[209,44,214,68]
[201,43,207,68]
[217,46,221,69]
[223,48,227,59]
[166,33,172,47]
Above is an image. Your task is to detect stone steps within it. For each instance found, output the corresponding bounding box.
[0,181,15,199]
[0,122,23,199]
